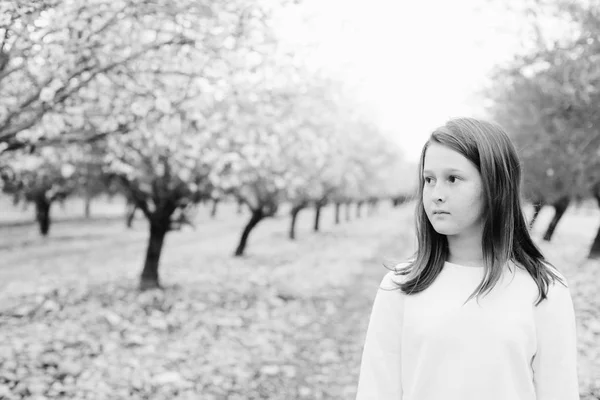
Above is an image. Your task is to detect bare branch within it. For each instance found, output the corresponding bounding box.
[117,175,152,219]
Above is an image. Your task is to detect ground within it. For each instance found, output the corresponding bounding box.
[0,196,598,399]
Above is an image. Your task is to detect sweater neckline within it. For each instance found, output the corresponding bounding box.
[444,261,484,269]
[444,261,518,276]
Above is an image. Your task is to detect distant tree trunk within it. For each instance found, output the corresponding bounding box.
[235,209,264,256]
[392,195,406,207]
[35,198,52,236]
[589,226,600,259]
[125,202,137,228]
[588,193,600,259]
[394,195,409,207]
[542,196,570,241]
[334,202,341,225]
[367,199,378,216]
[345,202,351,221]
[211,198,219,219]
[140,221,169,290]
[84,194,92,219]
[289,205,303,240]
[529,200,545,230]
[314,204,322,232]
[356,201,363,218]
[237,199,244,215]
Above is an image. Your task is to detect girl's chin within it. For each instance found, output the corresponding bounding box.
[430,223,457,235]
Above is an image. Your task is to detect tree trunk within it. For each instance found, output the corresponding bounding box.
[84,194,92,219]
[542,197,570,241]
[140,222,168,290]
[289,206,302,240]
[237,199,244,215]
[334,202,341,225]
[235,209,264,256]
[588,193,600,259]
[589,225,600,259]
[356,201,363,218]
[35,198,52,236]
[314,204,322,232]
[529,201,545,230]
[126,203,137,228]
[367,199,377,216]
[345,202,351,221]
[211,198,219,219]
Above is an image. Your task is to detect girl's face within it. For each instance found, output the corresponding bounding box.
[422,143,485,238]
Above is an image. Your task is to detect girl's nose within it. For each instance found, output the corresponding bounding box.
[431,186,446,203]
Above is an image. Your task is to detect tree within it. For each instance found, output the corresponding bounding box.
[1,145,82,235]
[0,0,193,153]
[213,89,294,256]
[279,79,343,239]
[106,114,213,290]
[100,0,294,287]
[485,30,600,244]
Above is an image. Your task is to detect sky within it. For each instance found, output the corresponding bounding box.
[273,0,531,161]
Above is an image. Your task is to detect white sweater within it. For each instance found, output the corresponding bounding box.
[356,261,580,400]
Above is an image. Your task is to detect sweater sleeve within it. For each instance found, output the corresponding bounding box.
[356,271,404,400]
[532,272,580,400]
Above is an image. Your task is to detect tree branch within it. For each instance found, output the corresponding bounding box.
[0,35,193,144]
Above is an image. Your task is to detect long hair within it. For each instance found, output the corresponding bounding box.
[389,117,566,306]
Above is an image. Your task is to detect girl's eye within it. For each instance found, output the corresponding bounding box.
[424,175,460,184]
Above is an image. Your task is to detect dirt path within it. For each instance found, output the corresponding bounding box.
[280,207,415,399]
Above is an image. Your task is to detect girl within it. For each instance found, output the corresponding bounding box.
[356,118,579,400]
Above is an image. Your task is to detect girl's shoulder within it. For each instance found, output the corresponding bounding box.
[513,260,571,307]
[512,259,568,286]
[380,261,413,289]
[535,263,573,310]
[541,261,568,287]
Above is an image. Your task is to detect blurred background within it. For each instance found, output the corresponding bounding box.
[0,0,599,399]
